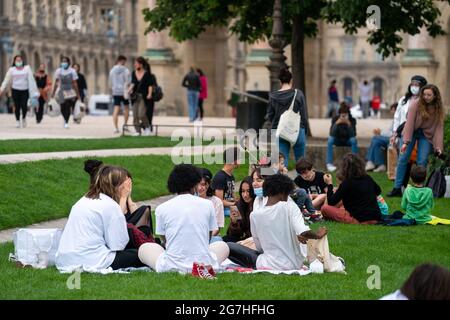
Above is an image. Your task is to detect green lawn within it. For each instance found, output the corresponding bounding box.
[0,136,188,155]
[0,155,250,230]
[0,158,449,299]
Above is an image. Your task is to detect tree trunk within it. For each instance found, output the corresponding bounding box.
[291,13,312,136]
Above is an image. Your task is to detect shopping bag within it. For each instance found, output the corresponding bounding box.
[47,98,61,117]
[276,89,300,145]
[74,100,86,121]
[387,146,397,181]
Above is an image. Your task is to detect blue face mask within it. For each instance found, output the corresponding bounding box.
[254,187,263,197]
[61,62,69,69]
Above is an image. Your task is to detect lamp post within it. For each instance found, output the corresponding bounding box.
[267,0,287,92]
[105,0,123,56]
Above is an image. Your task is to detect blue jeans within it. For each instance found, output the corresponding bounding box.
[292,188,315,213]
[187,90,199,121]
[279,128,306,167]
[366,135,390,166]
[327,136,359,164]
[394,129,432,188]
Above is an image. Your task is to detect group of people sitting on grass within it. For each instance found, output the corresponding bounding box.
[55,144,443,277]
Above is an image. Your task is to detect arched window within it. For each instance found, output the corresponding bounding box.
[343,77,354,105]
[373,77,384,101]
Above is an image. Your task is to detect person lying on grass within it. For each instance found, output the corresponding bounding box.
[138,164,229,273]
[226,173,328,270]
[56,165,147,271]
[321,153,382,225]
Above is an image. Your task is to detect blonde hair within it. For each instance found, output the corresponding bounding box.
[86,165,131,203]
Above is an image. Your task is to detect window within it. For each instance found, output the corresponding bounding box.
[343,41,354,62]
[373,77,383,101]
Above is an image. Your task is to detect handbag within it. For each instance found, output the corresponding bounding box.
[276,89,301,145]
[130,74,144,104]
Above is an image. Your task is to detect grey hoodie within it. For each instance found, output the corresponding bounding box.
[267,89,308,130]
[109,65,131,96]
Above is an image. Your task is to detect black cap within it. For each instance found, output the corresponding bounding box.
[411,75,427,86]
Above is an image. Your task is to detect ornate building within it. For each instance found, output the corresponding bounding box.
[0,0,138,96]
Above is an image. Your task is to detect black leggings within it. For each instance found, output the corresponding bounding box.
[109,249,145,270]
[61,99,76,123]
[146,99,154,131]
[12,89,29,121]
[197,98,204,119]
[227,242,261,269]
[36,97,45,123]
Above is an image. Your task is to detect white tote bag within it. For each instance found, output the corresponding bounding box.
[74,100,86,120]
[10,228,62,269]
[276,89,301,145]
[47,98,61,117]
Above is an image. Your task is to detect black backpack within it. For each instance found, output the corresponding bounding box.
[334,124,351,146]
[426,166,446,198]
[152,85,164,102]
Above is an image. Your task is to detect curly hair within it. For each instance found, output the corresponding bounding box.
[167,164,202,194]
[336,153,367,182]
[263,174,295,197]
[417,84,445,122]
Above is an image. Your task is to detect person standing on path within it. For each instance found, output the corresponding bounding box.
[34,63,52,124]
[359,80,373,119]
[110,55,131,134]
[0,55,39,128]
[182,67,201,122]
[51,57,80,129]
[327,80,339,118]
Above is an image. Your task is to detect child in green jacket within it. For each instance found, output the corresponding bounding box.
[402,165,433,224]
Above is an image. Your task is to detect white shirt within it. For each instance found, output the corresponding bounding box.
[155,194,218,273]
[359,83,373,103]
[392,95,417,133]
[380,290,409,300]
[251,200,310,270]
[55,193,129,270]
[54,67,79,81]
[208,195,225,228]
[3,66,30,90]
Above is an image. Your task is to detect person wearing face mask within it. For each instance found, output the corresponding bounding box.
[34,64,52,124]
[51,57,80,129]
[387,84,445,197]
[0,55,39,128]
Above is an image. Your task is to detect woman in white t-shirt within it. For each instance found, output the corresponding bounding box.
[226,173,327,270]
[138,164,229,274]
[0,55,39,128]
[198,168,225,243]
[51,56,80,129]
[56,165,146,271]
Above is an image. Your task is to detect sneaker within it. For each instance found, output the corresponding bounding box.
[123,127,130,132]
[143,128,151,136]
[387,188,402,197]
[374,164,387,172]
[16,121,20,128]
[191,262,216,279]
[326,163,337,172]
[114,128,120,134]
[64,123,69,129]
[365,161,376,171]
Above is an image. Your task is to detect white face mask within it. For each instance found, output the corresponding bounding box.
[410,86,420,96]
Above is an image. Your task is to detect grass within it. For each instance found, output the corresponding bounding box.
[0,157,449,299]
[0,136,190,155]
[0,155,251,230]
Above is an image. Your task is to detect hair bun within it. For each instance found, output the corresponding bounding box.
[84,159,103,176]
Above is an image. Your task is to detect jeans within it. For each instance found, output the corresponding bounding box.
[394,129,432,188]
[187,90,199,121]
[361,101,370,118]
[279,127,306,167]
[366,135,390,166]
[327,136,359,164]
[292,188,315,213]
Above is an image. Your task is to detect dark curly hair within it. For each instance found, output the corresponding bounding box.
[167,164,202,194]
[263,173,295,197]
[336,153,367,182]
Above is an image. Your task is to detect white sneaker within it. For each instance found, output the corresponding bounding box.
[374,164,387,172]
[64,123,69,129]
[143,128,151,136]
[365,161,376,171]
[114,128,120,134]
[16,121,20,128]
[326,164,337,172]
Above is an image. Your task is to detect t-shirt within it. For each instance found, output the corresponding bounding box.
[251,200,310,270]
[208,195,225,228]
[9,66,30,90]
[211,170,235,202]
[131,71,156,99]
[294,171,328,195]
[379,290,408,300]
[327,175,382,222]
[55,193,129,270]
[155,194,218,273]
[54,67,79,82]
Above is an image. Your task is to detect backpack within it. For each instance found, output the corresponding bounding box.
[152,85,163,102]
[426,167,446,198]
[333,123,351,146]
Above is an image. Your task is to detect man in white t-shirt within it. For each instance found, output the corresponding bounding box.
[138,164,229,274]
[226,174,328,270]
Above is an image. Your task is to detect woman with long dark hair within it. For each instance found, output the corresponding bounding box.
[0,55,39,128]
[129,56,156,136]
[388,84,445,197]
[34,63,52,124]
[267,68,308,167]
[51,56,80,129]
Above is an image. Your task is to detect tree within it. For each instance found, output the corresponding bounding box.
[143,0,449,114]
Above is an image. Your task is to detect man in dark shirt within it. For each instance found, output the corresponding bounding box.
[211,147,241,217]
[182,67,201,122]
[294,158,328,209]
